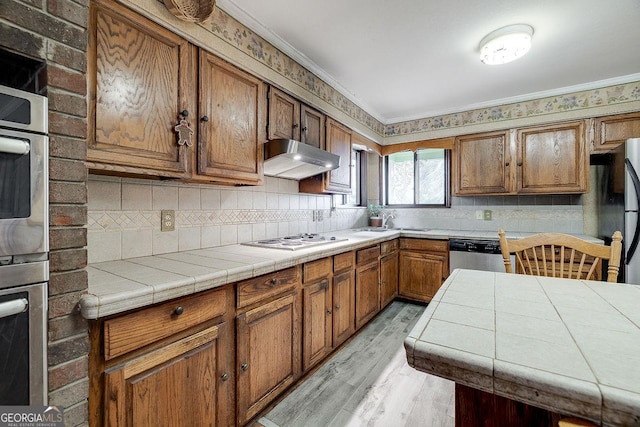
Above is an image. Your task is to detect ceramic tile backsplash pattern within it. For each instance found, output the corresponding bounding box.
[88,175,367,263]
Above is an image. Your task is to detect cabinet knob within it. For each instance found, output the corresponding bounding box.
[173,306,184,316]
[505,162,510,167]
[335,305,340,310]
[181,110,189,117]
[302,126,308,132]
[241,363,249,371]
[293,123,299,129]
[327,310,332,315]
[201,115,209,122]
[220,373,229,382]
[270,278,277,285]
[517,162,523,166]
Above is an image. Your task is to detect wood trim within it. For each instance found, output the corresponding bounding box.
[381,137,455,156]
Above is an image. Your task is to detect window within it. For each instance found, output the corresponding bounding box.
[385,149,450,207]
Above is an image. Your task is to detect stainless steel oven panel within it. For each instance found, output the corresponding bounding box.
[0,85,48,134]
[0,261,48,290]
[0,282,47,405]
[0,128,48,257]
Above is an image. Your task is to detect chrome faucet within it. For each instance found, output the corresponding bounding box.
[382,212,395,229]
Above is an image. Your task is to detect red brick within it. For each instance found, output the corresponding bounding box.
[48,356,88,390]
[50,205,87,226]
[48,313,88,342]
[49,270,88,296]
[48,89,87,118]
[0,22,46,59]
[50,227,87,250]
[49,290,85,318]
[47,0,87,28]
[48,64,86,95]
[49,181,87,204]
[48,334,89,367]
[49,111,87,139]
[47,40,86,73]
[49,135,87,161]
[50,248,87,272]
[47,377,89,409]
[50,158,87,182]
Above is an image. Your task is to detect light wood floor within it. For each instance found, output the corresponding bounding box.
[258,301,455,427]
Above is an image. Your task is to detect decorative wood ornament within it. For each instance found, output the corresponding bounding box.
[165,0,216,23]
[175,115,194,148]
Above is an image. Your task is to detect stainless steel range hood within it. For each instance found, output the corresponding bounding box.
[263,139,341,180]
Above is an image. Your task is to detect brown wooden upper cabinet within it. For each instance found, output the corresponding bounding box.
[267,86,325,149]
[593,111,640,153]
[88,0,196,179]
[196,53,266,185]
[453,120,588,196]
[299,117,352,194]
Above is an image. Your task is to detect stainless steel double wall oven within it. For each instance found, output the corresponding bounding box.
[0,84,48,405]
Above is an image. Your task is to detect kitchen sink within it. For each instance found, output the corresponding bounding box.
[392,227,429,231]
[357,227,391,232]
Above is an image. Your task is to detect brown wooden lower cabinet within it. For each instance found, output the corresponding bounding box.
[302,278,332,371]
[380,253,399,308]
[455,384,563,427]
[399,238,449,303]
[355,259,381,329]
[332,268,356,348]
[236,293,301,425]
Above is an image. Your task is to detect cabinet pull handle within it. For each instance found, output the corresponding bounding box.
[173,306,184,316]
[241,363,249,371]
[201,115,209,122]
[270,278,277,285]
[220,373,229,381]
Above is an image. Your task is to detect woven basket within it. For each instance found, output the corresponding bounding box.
[165,0,216,23]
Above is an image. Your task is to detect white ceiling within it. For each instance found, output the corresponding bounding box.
[217,0,640,124]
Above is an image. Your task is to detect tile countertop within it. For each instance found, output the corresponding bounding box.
[80,228,603,320]
[404,268,640,426]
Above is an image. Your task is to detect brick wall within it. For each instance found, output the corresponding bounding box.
[1,1,89,425]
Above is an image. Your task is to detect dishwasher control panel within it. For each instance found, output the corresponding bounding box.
[449,238,502,254]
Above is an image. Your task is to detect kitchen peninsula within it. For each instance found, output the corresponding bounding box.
[404,268,640,426]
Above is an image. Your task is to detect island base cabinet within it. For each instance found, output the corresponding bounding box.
[236,293,301,425]
[455,384,564,427]
[103,323,233,426]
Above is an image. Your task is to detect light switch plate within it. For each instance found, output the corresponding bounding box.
[161,210,175,231]
[475,210,483,220]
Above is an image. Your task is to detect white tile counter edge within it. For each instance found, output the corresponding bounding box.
[80,229,603,319]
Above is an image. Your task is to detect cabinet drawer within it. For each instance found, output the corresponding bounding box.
[104,288,227,360]
[381,239,399,255]
[237,267,299,309]
[356,245,380,265]
[303,257,332,283]
[400,238,448,253]
[334,251,355,273]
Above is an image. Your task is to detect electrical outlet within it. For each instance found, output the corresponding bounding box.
[475,210,483,220]
[483,210,492,221]
[161,210,175,231]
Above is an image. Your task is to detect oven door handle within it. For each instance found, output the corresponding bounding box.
[0,136,30,155]
[0,298,29,319]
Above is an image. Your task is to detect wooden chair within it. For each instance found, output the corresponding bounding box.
[498,229,623,283]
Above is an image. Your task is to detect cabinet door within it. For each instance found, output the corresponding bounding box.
[104,323,233,426]
[516,121,587,194]
[380,252,398,309]
[88,0,194,178]
[325,117,352,193]
[332,269,355,348]
[236,293,300,425]
[198,52,266,185]
[300,104,325,149]
[355,260,380,330]
[399,251,447,303]
[268,87,300,141]
[302,279,332,371]
[453,131,512,195]
[594,112,640,153]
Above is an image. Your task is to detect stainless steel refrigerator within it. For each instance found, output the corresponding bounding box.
[592,138,640,284]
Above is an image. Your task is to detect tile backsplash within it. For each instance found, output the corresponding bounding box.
[88,175,586,264]
[88,175,367,263]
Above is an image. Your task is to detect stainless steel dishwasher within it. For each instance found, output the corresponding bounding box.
[449,238,511,273]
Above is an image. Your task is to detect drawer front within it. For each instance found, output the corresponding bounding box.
[334,251,355,273]
[381,239,399,255]
[237,267,299,309]
[303,257,332,283]
[104,288,227,360]
[400,238,448,253]
[356,245,381,265]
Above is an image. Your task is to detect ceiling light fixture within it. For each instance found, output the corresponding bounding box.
[479,24,533,65]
